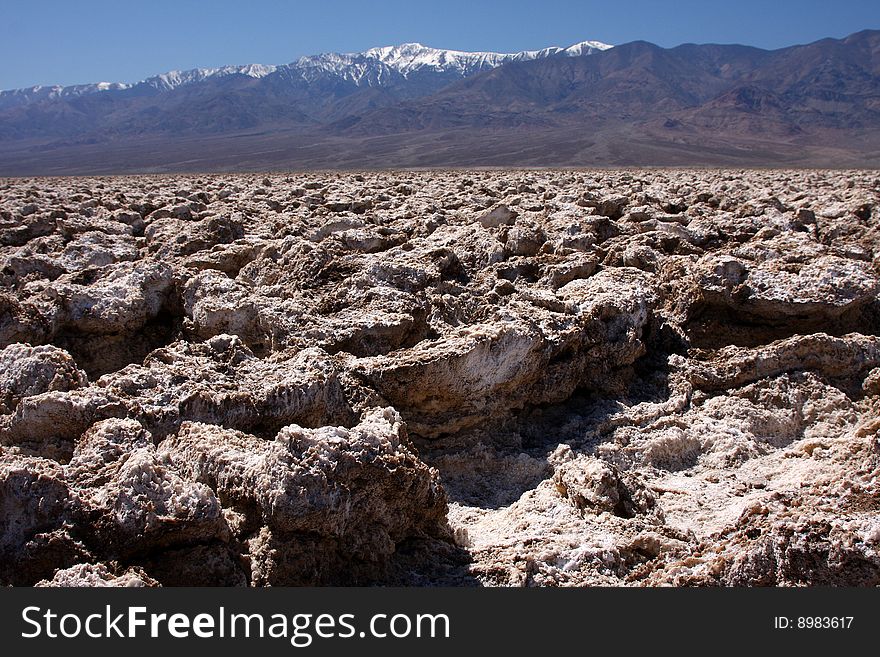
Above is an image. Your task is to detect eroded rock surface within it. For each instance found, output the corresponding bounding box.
[1,170,878,586]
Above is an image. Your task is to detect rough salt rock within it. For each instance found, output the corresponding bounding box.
[622,244,659,272]
[0,337,356,458]
[183,270,269,347]
[1,170,879,587]
[595,195,630,219]
[66,418,229,557]
[0,343,87,414]
[161,407,448,584]
[37,563,159,587]
[476,204,518,228]
[0,292,49,346]
[504,221,546,256]
[677,333,880,392]
[553,452,660,519]
[0,386,125,460]
[693,252,878,320]
[717,498,880,587]
[145,215,244,257]
[44,231,138,273]
[358,268,655,437]
[0,212,54,247]
[46,261,175,335]
[541,252,598,288]
[0,453,86,584]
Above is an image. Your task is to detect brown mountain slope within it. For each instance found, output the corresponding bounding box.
[0,31,878,174]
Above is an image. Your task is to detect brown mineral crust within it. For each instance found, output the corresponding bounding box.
[36,563,160,587]
[0,342,87,414]
[0,453,90,585]
[0,169,878,586]
[161,408,448,585]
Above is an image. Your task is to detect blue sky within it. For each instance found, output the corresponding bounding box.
[2,0,878,89]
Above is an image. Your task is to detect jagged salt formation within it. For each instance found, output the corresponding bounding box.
[1,169,878,586]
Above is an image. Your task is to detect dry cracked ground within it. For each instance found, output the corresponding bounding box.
[1,169,879,587]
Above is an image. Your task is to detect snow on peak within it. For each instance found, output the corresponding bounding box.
[564,40,614,56]
[285,39,614,86]
[0,39,611,103]
[0,63,277,106]
[144,63,278,91]
[0,80,131,108]
[347,39,613,78]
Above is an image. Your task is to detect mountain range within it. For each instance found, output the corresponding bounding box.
[0,32,878,174]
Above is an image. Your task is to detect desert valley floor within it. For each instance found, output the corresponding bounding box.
[1,169,879,586]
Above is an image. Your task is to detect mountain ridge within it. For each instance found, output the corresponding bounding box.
[0,40,613,108]
[0,31,878,174]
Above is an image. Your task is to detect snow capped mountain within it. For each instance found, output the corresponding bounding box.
[142,63,278,91]
[294,40,612,82]
[0,81,131,110]
[0,40,612,106]
[0,66,282,110]
[0,65,279,110]
[562,40,614,56]
[362,40,612,74]
[290,51,396,85]
[2,30,877,174]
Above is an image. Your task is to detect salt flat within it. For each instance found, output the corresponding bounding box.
[1,169,878,586]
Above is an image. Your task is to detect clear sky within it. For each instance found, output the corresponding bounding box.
[2,0,878,89]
